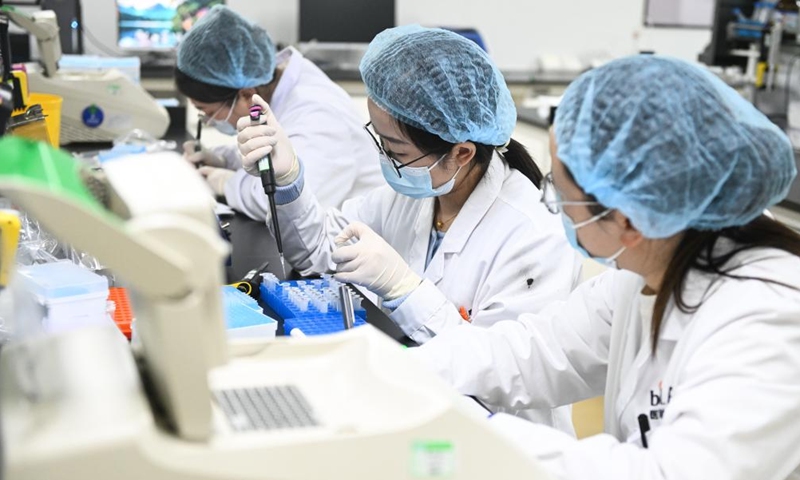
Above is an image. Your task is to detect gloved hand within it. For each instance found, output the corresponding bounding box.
[198,166,235,197]
[236,94,299,184]
[182,140,227,168]
[332,222,422,301]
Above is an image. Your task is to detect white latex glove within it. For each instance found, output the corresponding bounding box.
[236,94,298,183]
[182,140,227,168]
[331,222,422,301]
[198,166,235,197]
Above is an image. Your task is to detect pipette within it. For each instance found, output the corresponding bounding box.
[249,104,286,277]
[194,118,203,152]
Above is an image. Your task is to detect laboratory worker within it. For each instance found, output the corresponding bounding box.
[413,55,800,480]
[237,26,582,432]
[174,6,382,221]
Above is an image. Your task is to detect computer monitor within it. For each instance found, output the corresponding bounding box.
[116,0,224,51]
[299,0,394,43]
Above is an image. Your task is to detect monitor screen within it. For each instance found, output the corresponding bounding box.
[117,0,224,50]
[299,0,395,43]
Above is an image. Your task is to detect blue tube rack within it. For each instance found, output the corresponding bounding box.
[259,277,367,336]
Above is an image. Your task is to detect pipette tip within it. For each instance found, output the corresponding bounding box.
[279,254,287,278]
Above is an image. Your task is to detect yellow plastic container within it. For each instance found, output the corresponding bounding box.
[28,93,63,146]
[11,70,30,113]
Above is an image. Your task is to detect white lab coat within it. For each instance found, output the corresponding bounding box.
[213,47,382,221]
[276,152,583,433]
[413,244,800,480]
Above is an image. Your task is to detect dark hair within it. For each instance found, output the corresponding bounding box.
[581,189,800,354]
[650,216,800,353]
[397,122,544,189]
[174,67,239,104]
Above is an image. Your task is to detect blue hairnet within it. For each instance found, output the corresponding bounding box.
[176,5,276,89]
[359,25,515,146]
[554,55,796,238]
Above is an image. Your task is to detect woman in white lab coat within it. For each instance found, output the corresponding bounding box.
[413,55,800,480]
[237,25,582,433]
[173,5,382,221]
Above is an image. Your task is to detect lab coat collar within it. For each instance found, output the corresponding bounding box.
[439,152,507,255]
[420,154,506,285]
[268,47,303,117]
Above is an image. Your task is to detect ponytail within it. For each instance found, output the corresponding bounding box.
[499,138,543,189]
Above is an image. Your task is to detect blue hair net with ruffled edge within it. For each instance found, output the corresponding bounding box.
[177,5,276,89]
[554,55,796,238]
[359,25,515,146]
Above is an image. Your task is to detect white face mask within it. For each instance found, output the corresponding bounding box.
[206,97,238,136]
[561,209,626,269]
[380,153,463,199]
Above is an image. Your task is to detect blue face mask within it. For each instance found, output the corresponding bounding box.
[206,97,238,136]
[561,210,626,269]
[380,153,462,199]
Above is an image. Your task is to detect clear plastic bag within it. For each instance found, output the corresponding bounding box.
[114,128,177,153]
[15,209,107,273]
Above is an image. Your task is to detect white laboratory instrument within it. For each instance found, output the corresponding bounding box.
[0,150,550,480]
[2,7,169,144]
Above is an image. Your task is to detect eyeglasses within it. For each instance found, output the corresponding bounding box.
[363,121,436,178]
[540,172,601,215]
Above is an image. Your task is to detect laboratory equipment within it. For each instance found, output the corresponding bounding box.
[249,104,285,277]
[699,0,800,213]
[5,0,84,55]
[108,286,133,339]
[40,0,83,54]
[58,55,141,84]
[6,102,50,144]
[339,283,355,330]
[222,285,277,339]
[0,209,21,288]
[0,85,12,134]
[1,6,170,144]
[230,259,270,298]
[15,260,112,334]
[0,138,552,480]
[699,0,796,91]
[260,274,367,335]
[194,117,202,154]
[116,0,224,51]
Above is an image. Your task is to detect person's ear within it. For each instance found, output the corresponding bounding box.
[614,212,645,248]
[451,142,477,167]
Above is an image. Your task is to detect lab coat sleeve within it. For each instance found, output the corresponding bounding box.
[462,278,800,480]
[275,177,395,276]
[223,170,271,222]
[391,222,582,345]
[412,270,621,410]
[202,142,270,222]
[212,144,243,171]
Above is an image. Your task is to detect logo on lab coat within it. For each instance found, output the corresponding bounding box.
[649,381,673,420]
[82,105,104,128]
